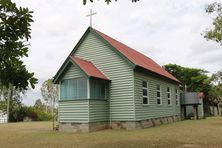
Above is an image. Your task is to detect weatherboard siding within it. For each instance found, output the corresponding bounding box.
[59,100,89,123]
[134,72,180,121]
[74,32,135,121]
[58,64,89,123]
[61,64,85,80]
[89,100,108,122]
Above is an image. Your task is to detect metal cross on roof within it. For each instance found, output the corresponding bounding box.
[86,9,97,27]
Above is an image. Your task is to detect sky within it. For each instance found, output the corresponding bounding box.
[13,0,222,105]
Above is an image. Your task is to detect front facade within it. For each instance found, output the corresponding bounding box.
[53,27,181,132]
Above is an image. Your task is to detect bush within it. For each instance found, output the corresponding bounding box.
[28,112,38,121]
[36,110,53,121]
[6,104,56,122]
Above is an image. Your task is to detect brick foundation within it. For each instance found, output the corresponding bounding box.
[59,115,181,133]
[59,122,109,133]
[111,115,181,130]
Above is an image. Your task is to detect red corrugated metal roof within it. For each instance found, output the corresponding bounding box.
[70,56,109,80]
[94,28,180,83]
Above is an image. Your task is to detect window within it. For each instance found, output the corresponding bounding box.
[60,78,87,100]
[156,84,161,104]
[167,87,171,105]
[175,89,179,105]
[142,81,149,104]
[90,80,106,99]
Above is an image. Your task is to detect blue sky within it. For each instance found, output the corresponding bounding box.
[13,0,222,105]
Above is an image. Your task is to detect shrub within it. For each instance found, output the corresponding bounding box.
[36,111,53,121]
[27,112,38,121]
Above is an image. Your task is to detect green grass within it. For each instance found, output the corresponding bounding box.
[0,117,222,148]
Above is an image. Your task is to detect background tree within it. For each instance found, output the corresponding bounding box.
[0,87,26,121]
[164,64,222,115]
[209,69,222,103]
[83,0,139,5]
[41,79,58,129]
[0,0,38,121]
[211,69,222,85]
[164,64,211,93]
[203,2,222,45]
[41,79,58,113]
[34,99,44,110]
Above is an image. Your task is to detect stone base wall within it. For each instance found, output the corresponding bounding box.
[59,122,109,133]
[89,122,110,132]
[59,115,181,133]
[111,115,181,130]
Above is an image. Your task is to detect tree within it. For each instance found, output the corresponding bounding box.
[41,79,58,113]
[164,64,211,93]
[34,99,43,110]
[211,69,222,85]
[203,2,222,45]
[210,69,222,103]
[164,64,212,104]
[0,87,25,122]
[83,0,139,5]
[0,0,38,122]
[41,79,58,130]
[164,64,222,115]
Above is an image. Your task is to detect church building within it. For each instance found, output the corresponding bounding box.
[53,27,181,133]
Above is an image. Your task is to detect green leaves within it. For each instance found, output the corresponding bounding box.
[164,64,211,93]
[203,2,222,45]
[0,0,37,90]
[164,64,222,104]
[210,70,222,102]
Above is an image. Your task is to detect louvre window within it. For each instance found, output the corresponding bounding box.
[60,78,87,100]
[175,89,179,105]
[90,80,106,99]
[142,81,149,104]
[167,87,171,105]
[157,84,162,105]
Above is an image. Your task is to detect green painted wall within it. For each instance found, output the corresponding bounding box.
[59,100,89,123]
[134,72,180,121]
[74,32,135,121]
[58,62,109,123]
[61,63,85,80]
[58,63,89,123]
[89,100,108,122]
[59,99,108,123]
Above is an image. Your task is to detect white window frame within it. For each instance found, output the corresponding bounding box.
[157,84,162,105]
[167,87,171,105]
[60,78,87,100]
[142,81,149,105]
[175,88,179,106]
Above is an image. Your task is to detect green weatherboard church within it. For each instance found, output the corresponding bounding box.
[53,27,181,133]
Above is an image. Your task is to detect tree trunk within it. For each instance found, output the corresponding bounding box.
[52,97,55,130]
[6,84,12,123]
[218,103,221,116]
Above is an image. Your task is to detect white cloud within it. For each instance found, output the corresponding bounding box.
[12,0,222,105]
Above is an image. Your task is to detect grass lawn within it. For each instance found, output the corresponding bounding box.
[0,117,222,148]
